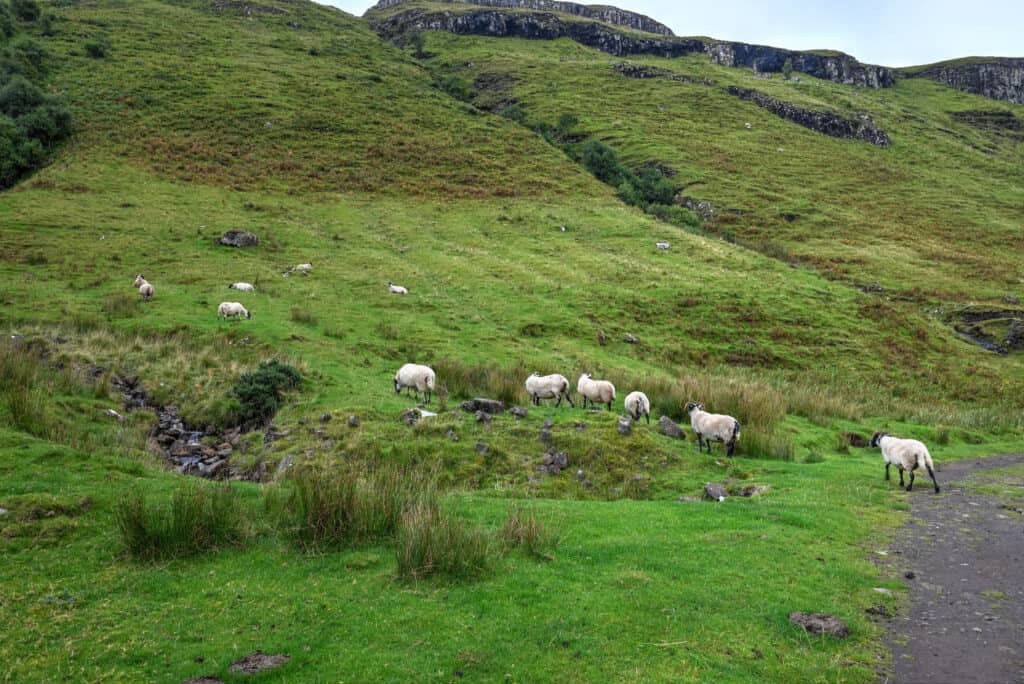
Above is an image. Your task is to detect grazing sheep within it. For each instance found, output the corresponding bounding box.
[871,432,940,493]
[524,372,575,408]
[132,274,154,300]
[577,373,615,411]
[686,402,740,456]
[228,282,255,292]
[656,242,670,251]
[217,301,251,320]
[624,391,651,424]
[294,263,313,271]
[394,363,436,403]
[387,282,408,295]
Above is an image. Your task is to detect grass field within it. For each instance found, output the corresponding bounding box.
[1,0,1022,681]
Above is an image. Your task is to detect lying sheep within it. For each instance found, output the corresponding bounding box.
[577,373,615,411]
[656,242,670,251]
[294,263,313,271]
[217,301,251,320]
[624,391,651,424]
[394,363,435,403]
[871,432,940,493]
[387,282,408,295]
[686,402,740,456]
[525,372,575,408]
[133,274,154,300]
[228,282,255,292]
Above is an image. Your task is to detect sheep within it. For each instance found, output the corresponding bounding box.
[217,301,251,320]
[686,402,740,457]
[394,363,435,403]
[228,282,255,292]
[656,241,670,251]
[387,282,408,295]
[294,263,313,271]
[624,391,651,424]
[132,274,154,300]
[871,432,940,493]
[524,372,575,408]
[577,373,615,411]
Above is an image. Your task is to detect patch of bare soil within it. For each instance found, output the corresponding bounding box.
[885,454,1024,683]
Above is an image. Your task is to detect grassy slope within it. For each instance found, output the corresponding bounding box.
[1,0,1023,681]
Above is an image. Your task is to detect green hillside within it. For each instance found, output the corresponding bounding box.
[1,0,1022,681]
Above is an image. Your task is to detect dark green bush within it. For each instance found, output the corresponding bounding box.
[497,102,527,123]
[581,139,631,187]
[84,38,108,59]
[10,0,39,22]
[0,73,42,117]
[0,4,14,39]
[437,74,473,102]
[231,360,301,428]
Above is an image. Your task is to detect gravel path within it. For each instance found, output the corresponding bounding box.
[887,453,1024,684]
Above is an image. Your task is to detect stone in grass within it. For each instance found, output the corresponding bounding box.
[229,651,291,674]
[348,415,360,428]
[475,410,492,424]
[704,482,728,501]
[509,406,529,419]
[617,416,632,436]
[659,415,685,439]
[180,678,225,684]
[218,230,259,248]
[788,612,851,638]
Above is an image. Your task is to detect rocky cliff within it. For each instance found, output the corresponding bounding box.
[367,0,674,36]
[371,3,895,88]
[908,58,1024,105]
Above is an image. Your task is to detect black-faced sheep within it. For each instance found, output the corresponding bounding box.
[686,402,740,456]
[624,391,651,424]
[133,274,154,300]
[394,363,435,403]
[217,301,251,320]
[387,282,408,295]
[871,432,940,493]
[524,372,575,408]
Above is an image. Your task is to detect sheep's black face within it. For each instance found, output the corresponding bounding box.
[869,431,887,447]
[394,379,401,394]
[685,402,702,414]
[245,311,251,320]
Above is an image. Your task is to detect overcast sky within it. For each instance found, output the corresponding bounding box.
[316,1,1023,67]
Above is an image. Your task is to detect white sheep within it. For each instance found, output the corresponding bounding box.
[686,402,740,456]
[656,242,670,251]
[217,301,251,320]
[577,373,615,411]
[228,282,255,292]
[387,282,408,295]
[624,391,651,424]
[133,274,154,300]
[871,432,940,493]
[524,372,575,408]
[394,363,435,403]
[294,263,313,271]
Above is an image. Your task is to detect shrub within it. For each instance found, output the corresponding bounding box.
[0,74,43,118]
[500,505,559,558]
[84,38,108,59]
[396,501,493,581]
[581,139,631,188]
[497,103,527,123]
[437,74,473,102]
[231,360,301,428]
[115,483,247,560]
[10,0,39,22]
[0,4,13,39]
[290,306,318,326]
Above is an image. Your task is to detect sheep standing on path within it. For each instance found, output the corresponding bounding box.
[387,282,408,295]
[686,402,740,456]
[133,274,154,301]
[525,372,575,408]
[577,373,615,411]
[624,391,650,424]
[871,432,940,493]
[394,363,436,403]
[217,301,251,320]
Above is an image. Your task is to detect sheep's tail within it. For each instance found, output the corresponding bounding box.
[727,419,741,456]
[918,448,934,471]
[426,373,435,390]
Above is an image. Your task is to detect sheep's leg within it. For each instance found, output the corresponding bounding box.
[926,465,940,493]
[726,439,736,457]
[606,401,612,411]
[898,468,905,488]
[907,469,916,492]
[565,393,575,408]
[644,413,650,425]
[885,463,890,481]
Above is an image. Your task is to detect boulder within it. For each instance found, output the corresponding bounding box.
[475,410,492,424]
[788,612,850,638]
[738,484,770,498]
[475,442,489,455]
[218,230,259,248]
[617,416,632,436]
[659,415,685,439]
[704,482,728,501]
[509,406,529,419]
[541,449,569,475]
[461,398,506,414]
[320,412,332,423]
[623,334,640,344]
[348,415,360,428]
[399,409,419,426]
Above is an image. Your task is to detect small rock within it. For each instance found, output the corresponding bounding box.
[320,413,332,423]
[542,420,554,429]
[616,416,632,436]
[475,410,492,424]
[475,442,489,455]
[704,482,727,501]
[446,429,459,442]
[905,571,916,580]
[399,409,419,426]
[873,587,893,596]
[275,455,294,475]
[509,406,528,419]
[0,508,7,516]
[659,415,685,439]
[623,334,640,344]
[738,484,770,497]
[229,651,291,674]
[1004,295,1020,305]
[218,230,259,248]
[103,408,125,421]
[539,428,552,444]
[542,449,569,475]
[574,422,586,431]
[788,612,850,638]
[348,415,360,428]
[574,469,585,480]
[461,398,505,414]
[865,605,893,619]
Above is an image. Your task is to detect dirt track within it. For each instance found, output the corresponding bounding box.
[887,453,1024,684]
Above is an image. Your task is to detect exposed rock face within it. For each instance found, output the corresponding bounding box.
[219,230,259,248]
[911,59,1024,104]
[368,0,674,36]
[725,87,891,146]
[373,6,895,88]
[612,62,712,85]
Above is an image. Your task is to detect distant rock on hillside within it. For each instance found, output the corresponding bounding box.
[370,0,895,88]
[908,58,1024,104]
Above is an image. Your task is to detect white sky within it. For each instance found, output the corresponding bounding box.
[315,0,1024,67]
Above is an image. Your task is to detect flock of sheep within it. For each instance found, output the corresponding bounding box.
[131,274,941,494]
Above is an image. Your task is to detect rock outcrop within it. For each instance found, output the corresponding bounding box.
[725,87,891,146]
[368,0,673,36]
[372,2,895,88]
[909,58,1024,105]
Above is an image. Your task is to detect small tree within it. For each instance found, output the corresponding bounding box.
[409,31,426,59]
[781,58,793,81]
